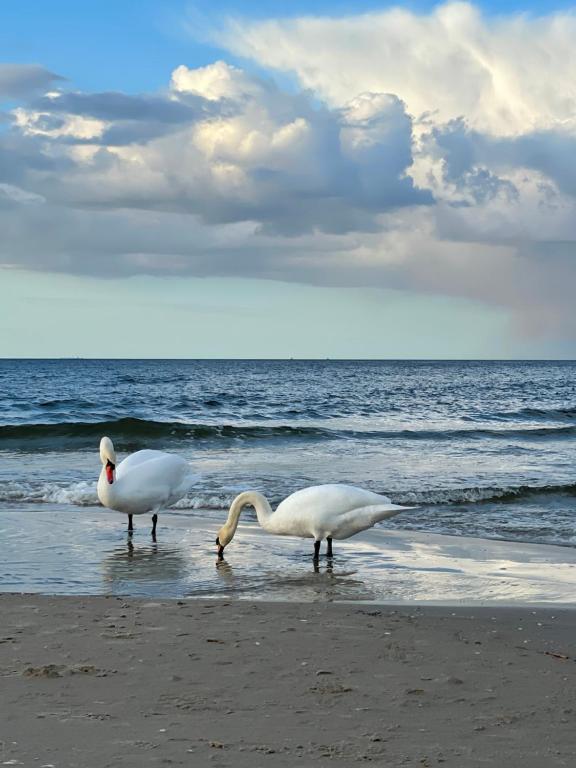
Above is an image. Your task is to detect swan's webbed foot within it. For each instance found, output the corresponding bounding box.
[128,514,134,534]
[313,540,321,560]
[326,537,333,558]
[151,513,158,539]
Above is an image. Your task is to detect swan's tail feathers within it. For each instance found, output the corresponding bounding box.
[369,503,415,523]
[332,503,415,539]
[344,503,414,530]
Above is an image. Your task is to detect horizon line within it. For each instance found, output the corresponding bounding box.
[1,357,576,363]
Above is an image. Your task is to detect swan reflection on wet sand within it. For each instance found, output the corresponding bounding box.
[213,554,374,602]
[103,539,188,595]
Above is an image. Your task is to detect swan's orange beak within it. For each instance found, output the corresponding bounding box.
[106,461,115,484]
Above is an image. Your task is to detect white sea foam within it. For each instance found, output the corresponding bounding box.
[393,483,576,506]
[0,480,234,510]
[394,487,521,505]
[171,494,235,510]
[0,480,573,510]
[0,480,99,506]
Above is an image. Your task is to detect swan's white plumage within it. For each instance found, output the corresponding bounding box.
[115,449,172,480]
[97,437,195,516]
[269,484,407,539]
[217,483,412,553]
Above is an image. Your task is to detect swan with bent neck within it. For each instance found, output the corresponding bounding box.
[97,436,196,537]
[216,484,412,559]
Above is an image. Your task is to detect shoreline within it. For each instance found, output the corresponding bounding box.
[2,594,576,767]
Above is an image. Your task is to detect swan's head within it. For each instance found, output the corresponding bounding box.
[99,436,117,484]
[215,526,233,558]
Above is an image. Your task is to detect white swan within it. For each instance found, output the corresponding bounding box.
[216,484,412,559]
[97,436,196,537]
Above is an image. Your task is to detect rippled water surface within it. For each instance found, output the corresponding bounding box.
[1,359,576,597]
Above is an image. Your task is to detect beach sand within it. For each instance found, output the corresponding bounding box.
[2,594,576,767]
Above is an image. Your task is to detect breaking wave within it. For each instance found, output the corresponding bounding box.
[2,479,576,510]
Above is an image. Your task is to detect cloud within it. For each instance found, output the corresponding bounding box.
[0,64,65,101]
[5,61,428,236]
[217,2,576,136]
[206,0,576,337]
[13,89,212,147]
[428,117,576,201]
[0,182,45,209]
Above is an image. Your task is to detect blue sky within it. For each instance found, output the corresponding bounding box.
[2,1,576,357]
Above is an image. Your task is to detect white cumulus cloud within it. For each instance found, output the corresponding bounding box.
[218,1,576,136]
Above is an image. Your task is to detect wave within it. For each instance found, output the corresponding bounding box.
[465,406,576,423]
[392,483,576,506]
[362,425,576,441]
[2,417,576,451]
[2,480,576,510]
[0,418,333,450]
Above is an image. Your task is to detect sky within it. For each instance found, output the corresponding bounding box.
[2,0,576,358]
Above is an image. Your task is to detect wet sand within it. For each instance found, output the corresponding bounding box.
[2,595,576,767]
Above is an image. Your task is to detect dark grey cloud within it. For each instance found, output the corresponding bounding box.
[32,91,203,122]
[428,118,576,204]
[0,131,73,187]
[0,64,65,101]
[22,90,222,146]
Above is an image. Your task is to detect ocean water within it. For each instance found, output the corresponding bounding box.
[2,358,576,600]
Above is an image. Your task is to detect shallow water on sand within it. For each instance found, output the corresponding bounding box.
[3,508,576,605]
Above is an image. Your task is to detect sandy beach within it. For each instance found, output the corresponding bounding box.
[2,594,576,767]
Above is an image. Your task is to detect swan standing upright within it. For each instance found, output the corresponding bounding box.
[216,484,412,559]
[97,436,196,537]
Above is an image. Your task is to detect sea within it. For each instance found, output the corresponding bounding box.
[2,358,576,602]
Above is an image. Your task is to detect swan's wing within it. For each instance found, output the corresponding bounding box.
[279,484,393,515]
[116,449,173,480]
[116,454,197,511]
[331,503,414,540]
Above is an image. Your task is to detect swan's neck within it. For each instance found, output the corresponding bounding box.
[97,464,118,506]
[221,491,273,542]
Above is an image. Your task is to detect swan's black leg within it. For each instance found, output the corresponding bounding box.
[151,513,158,539]
[313,540,321,560]
[128,514,134,534]
[326,537,333,557]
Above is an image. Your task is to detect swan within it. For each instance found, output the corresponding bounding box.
[97,436,196,537]
[216,484,413,559]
